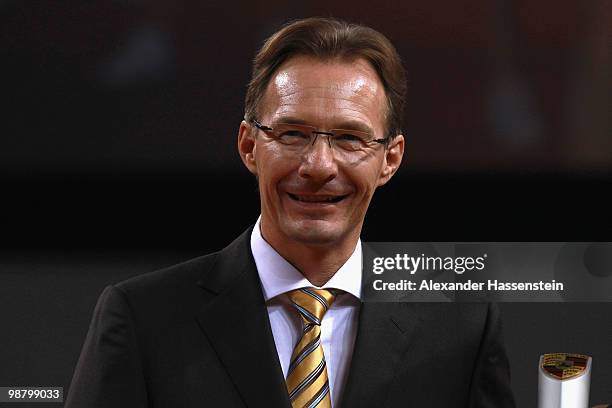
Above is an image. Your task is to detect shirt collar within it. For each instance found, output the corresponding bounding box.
[250,216,362,302]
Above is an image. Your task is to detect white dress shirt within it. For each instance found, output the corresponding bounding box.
[250,216,362,407]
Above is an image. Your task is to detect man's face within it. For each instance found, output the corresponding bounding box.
[239,55,404,249]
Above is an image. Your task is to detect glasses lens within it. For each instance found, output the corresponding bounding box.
[332,131,371,152]
[273,124,312,146]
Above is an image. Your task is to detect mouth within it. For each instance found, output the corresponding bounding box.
[287,193,348,204]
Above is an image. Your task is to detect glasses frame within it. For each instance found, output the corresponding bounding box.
[250,119,389,151]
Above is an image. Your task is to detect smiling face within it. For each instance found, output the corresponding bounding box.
[238,55,404,251]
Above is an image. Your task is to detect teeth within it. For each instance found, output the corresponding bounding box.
[293,194,340,202]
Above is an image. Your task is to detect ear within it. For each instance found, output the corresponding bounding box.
[237,120,258,175]
[377,134,404,187]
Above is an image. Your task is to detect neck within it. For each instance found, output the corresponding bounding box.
[259,224,359,287]
[286,243,357,287]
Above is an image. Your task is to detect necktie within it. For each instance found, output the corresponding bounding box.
[286,288,338,408]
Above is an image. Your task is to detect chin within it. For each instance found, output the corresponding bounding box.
[282,219,346,246]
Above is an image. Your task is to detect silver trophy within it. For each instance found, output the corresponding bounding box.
[538,353,592,408]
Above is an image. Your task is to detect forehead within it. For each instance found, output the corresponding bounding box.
[261,55,387,133]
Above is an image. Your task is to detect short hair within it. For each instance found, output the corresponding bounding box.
[244,17,407,138]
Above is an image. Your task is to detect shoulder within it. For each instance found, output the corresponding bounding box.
[115,251,220,295]
[97,252,221,322]
[446,302,501,335]
[398,302,499,347]
[408,301,494,323]
[105,225,255,317]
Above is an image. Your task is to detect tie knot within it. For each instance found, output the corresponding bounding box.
[287,288,338,326]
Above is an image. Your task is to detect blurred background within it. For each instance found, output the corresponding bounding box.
[1,0,610,406]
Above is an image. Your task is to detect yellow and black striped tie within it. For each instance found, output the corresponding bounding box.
[286,288,337,408]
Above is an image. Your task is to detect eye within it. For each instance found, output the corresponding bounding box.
[280,129,309,138]
[336,133,362,142]
[334,132,367,151]
[276,127,311,145]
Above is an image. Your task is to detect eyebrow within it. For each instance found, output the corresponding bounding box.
[272,116,374,134]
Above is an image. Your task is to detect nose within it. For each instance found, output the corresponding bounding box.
[297,134,338,182]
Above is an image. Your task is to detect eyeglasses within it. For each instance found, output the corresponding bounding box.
[251,119,388,155]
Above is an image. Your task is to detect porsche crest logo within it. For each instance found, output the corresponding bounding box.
[541,353,590,380]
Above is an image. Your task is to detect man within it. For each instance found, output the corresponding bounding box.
[66,17,515,407]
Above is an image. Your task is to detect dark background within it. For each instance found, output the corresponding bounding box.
[1,0,611,407]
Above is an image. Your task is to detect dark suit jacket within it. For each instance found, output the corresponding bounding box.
[65,227,515,407]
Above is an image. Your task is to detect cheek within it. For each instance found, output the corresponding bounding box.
[353,166,383,197]
[254,141,286,166]
[255,145,293,191]
[255,143,282,175]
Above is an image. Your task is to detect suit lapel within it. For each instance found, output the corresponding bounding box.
[340,302,423,408]
[341,244,425,408]
[195,228,291,408]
